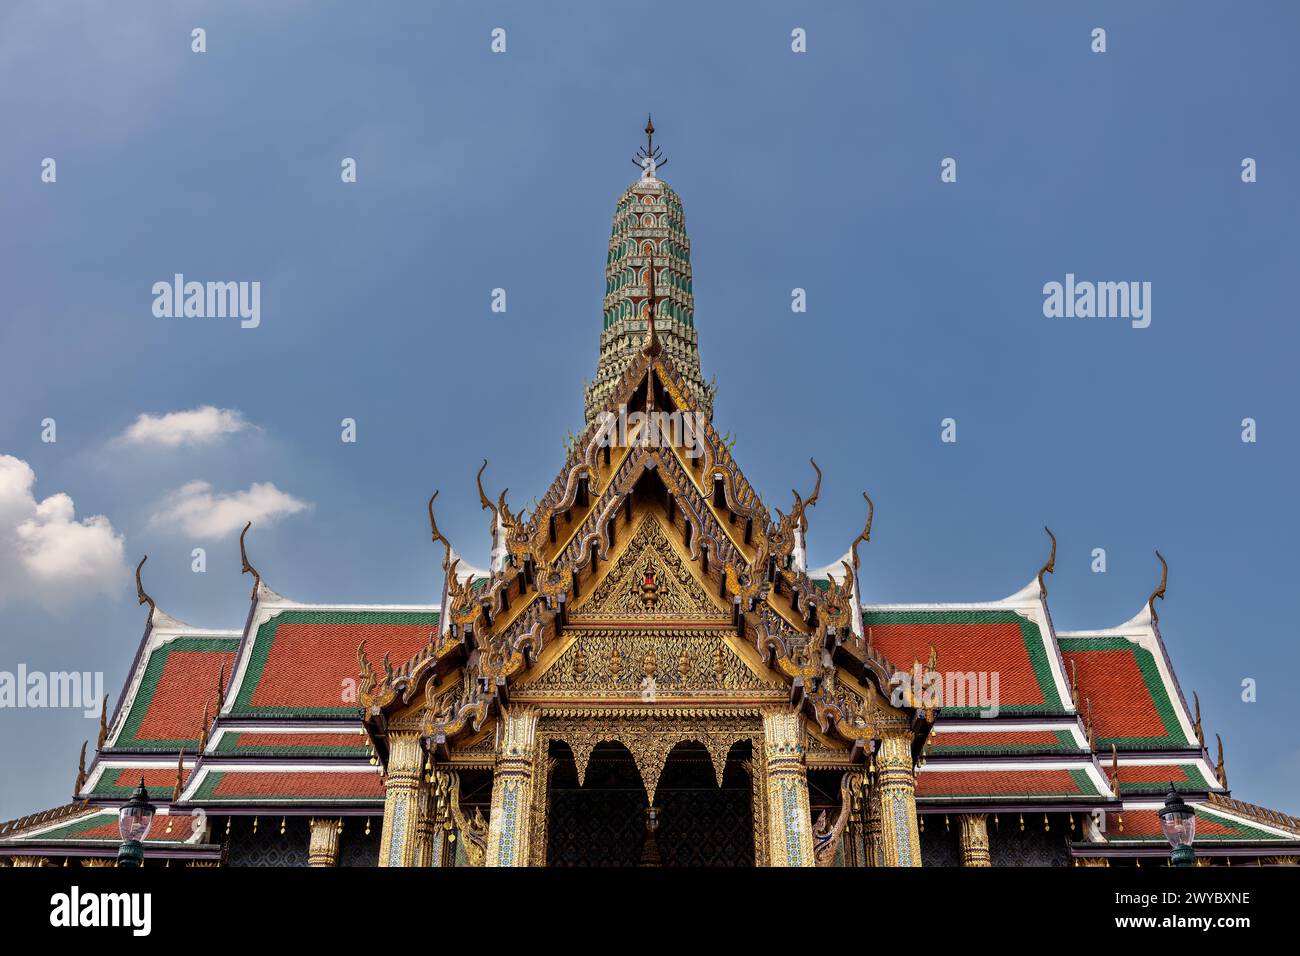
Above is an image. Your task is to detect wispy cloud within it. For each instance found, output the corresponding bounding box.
[0,455,127,608]
[118,406,252,448]
[148,480,311,539]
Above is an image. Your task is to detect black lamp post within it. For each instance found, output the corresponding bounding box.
[1158,784,1196,867]
[116,777,156,868]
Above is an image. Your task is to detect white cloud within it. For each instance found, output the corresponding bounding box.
[0,455,127,608]
[119,406,251,448]
[149,480,311,539]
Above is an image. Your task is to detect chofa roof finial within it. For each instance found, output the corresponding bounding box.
[428,490,454,572]
[97,695,109,749]
[1147,550,1168,622]
[476,460,498,520]
[850,492,874,571]
[135,556,156,619]
[74,740,87,796]
[1037,527,1056,598]
[797,458,822,533]
[239,521,261,597]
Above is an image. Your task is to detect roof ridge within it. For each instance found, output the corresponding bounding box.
[1206,791,1300,836]
[0,799,92,838]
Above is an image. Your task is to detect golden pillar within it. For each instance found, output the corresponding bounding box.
[862,777,883,867]
[378,731,429,867]
[308,817,341,867]
[420,792,444,868]
[762,710,816,867]
[486,708,539,867]
[874,727,922,867]
[958,812,991,867]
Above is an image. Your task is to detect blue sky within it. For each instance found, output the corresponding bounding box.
[2,1,1297,818]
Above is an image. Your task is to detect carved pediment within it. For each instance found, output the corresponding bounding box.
[571,515,729,623]
[516,628,784,696]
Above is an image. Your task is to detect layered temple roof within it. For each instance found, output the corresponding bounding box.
[3,130,1295,865]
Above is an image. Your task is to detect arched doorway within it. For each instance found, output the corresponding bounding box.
[545,741,647,867]
[654,740,754,867]
[542,737,757,866]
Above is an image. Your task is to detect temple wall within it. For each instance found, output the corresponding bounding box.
[919,819,961,866]
[339,823,381,867]
[988,814,1071,867]
[225,816,310,867]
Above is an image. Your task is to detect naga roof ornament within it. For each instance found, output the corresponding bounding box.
[239,521,261,597]
[1147,550,1168,622]
[134,555,156,620]
[1037,526,1057,597]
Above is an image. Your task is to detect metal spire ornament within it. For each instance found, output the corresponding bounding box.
[634,114,667,178]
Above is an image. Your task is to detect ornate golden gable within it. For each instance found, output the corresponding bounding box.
[571,514,729,623]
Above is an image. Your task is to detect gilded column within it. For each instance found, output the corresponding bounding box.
[415,776,440,868]
[762,710,815,867]
[308,817,341,867]
[875,727,922,867]
[863,778,883,866]
[486,708,539,867]
[378,731,429,868]
[957,812,991,867]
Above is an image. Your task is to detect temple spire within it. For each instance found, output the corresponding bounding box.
[587,118,710,424]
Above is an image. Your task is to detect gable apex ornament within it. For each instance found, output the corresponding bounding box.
[1147,550,1168,622]
[1036,527,1056,598]
[239,522,261,597]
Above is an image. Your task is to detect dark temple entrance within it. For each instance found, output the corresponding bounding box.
[546,741,646,866]
[655,740,754,867]
[544,739,754,867]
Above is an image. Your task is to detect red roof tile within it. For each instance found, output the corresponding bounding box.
[929,729,1081,755]
[215,731,368,756]
[112,637,237,750]
[1107,808,1284,842]
[917,768,1100,799]
[863,610,1065,714]
[1059,637,1192,750]
[231,610,438,717]
[190,769,384,803]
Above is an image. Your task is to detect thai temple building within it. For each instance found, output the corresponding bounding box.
[4,122,1299,868]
